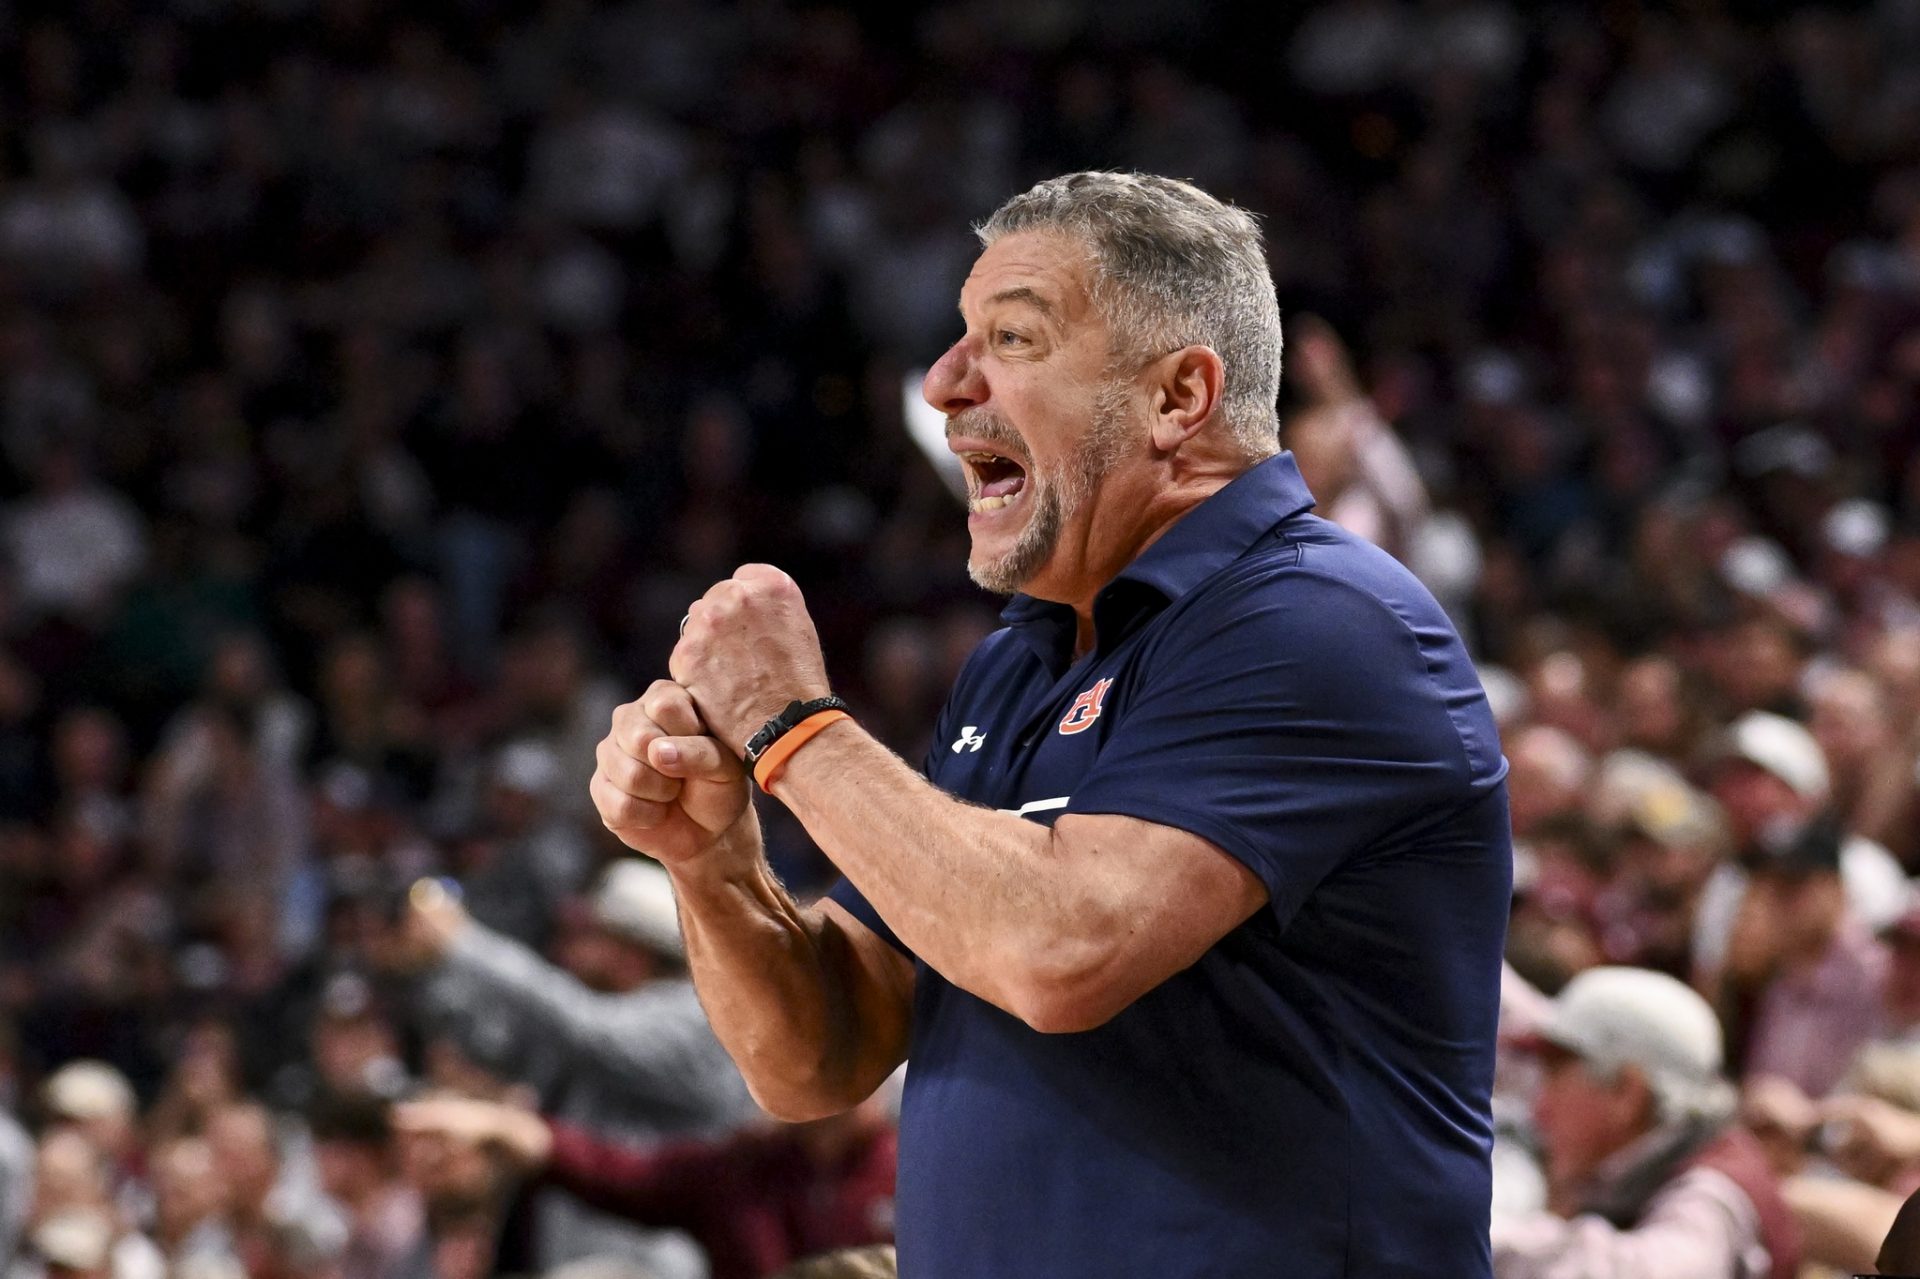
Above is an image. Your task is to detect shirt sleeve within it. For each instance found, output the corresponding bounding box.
[1488,1170,1763,1279]
[1067,567,1497,926]
[426,925,751,1121]
[542,1121,743,1230]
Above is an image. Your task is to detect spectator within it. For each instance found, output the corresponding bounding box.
[393,1091,895,1279]
[36,1065,140,1216]
[391,1083,898,1275]
[1693,711,1907,989]
[1722,815,1887,1097]
[146,1138,238,1272]
[307,1092,425,1279]
[1495,966,1800,1278]
[408,864,752,1277]
[202,1100,344,1274]
[0,5,1911,1276]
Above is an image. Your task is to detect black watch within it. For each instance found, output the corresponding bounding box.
[743,696,850,774]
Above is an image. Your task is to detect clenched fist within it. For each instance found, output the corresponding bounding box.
[591,679,750,867]
[670,564,833,755]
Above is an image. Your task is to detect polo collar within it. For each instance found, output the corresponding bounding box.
[1105,451,1316,603]
[997,452,1317,664]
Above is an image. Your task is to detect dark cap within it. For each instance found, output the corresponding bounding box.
[1752,811,1844,878]
[305,1090,392,1147]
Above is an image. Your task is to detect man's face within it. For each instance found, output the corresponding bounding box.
[1709,761,1808,848]
[924,231,1143,598]
[1531,1050,1645,1200]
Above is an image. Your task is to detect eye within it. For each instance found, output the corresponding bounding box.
[995,329,1029,348]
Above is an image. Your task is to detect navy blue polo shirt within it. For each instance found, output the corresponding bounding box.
[831,453,1510,1278]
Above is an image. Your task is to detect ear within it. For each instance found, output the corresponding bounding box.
[1613,1063,1657,1130]
[1148,345,1226,452]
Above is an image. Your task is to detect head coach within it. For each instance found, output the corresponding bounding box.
[590,171,1513,1278]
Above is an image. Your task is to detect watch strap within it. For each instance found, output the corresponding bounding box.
[743,696,849,767]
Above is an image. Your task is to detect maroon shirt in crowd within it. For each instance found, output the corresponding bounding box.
[540,1120,896,1279]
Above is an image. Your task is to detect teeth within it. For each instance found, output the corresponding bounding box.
[969,491,1023,514]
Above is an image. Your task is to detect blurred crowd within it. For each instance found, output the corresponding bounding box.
[0,0,1919,1275]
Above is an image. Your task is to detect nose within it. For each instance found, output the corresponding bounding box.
[922,334,985,415]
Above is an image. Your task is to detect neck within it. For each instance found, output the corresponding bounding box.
[1054,455,1253,656]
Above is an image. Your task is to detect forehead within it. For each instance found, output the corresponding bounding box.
[960,230,1098,324]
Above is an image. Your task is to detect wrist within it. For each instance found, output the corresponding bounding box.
[662,811,766,896]
[512,1111,554,1167]
[745,697,851,792]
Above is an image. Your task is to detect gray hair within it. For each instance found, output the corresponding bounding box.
[975,171,1284,454]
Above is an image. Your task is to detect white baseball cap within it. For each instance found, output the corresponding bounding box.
[592,859,684,961]
[31,1210,114,1270]
[1713,711,1830,803]
[1524,967,1732,1117]
[41,1060,136,1124]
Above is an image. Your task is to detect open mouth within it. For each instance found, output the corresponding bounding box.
[960,449,1029,514]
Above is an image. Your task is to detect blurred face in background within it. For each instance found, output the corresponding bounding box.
[315,1137,388,1209]
[1616,657,1690,756]
[1809,670,1890,780]
[1709,761,1811,851]
[554,924,656,994]
[33,1130,110,1219]
[1504,726,1592,840]
[1531,1050,1651,1207]
[206,1104,279,1219]
[152,1139,229,1243]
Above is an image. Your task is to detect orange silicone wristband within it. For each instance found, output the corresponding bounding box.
[751,709,851,791]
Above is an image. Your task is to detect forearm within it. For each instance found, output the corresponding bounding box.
[771,720,1107,1024]
[670,811,907,1120]
[1784,1175,1899,1273]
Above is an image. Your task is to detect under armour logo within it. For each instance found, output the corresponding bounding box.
[951,725,987,753]
[1057,678,1114,735]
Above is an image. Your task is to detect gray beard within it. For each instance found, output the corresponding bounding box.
[966,383,1133,596]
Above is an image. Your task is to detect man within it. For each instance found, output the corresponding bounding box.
[589,173,1511,1277]
[407,861,752,1278]
[148,1138,242,1273]
[1721,814,1887,1097]
[203,1099,344,1273]
[1496,967,1801,1278]
[1693,710,1906,988]
[308,1092,427,1279]
[391,1089,895,1279]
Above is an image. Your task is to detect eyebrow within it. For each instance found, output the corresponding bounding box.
[960,286,1058,323]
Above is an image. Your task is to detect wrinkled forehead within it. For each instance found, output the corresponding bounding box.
[959,230,1101,330]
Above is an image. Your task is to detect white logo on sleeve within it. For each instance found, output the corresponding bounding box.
[950,725,987,753]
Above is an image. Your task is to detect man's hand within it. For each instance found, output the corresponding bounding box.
[393,1096,554,1171]
[380,879,471,972]
[1819,1093,1920,1186]
[1742,1074,1817,1175]
[592,679,751,867]
[669,564,833,756]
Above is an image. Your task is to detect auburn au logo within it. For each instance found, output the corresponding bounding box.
[1057,677,1114,735]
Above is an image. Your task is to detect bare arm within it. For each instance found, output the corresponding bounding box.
[665,565,1266,1036]
[670,813,914,1120]
[592,681,912,1122]
[768,720,1265,1033]
[1783,1175,1900,1274]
